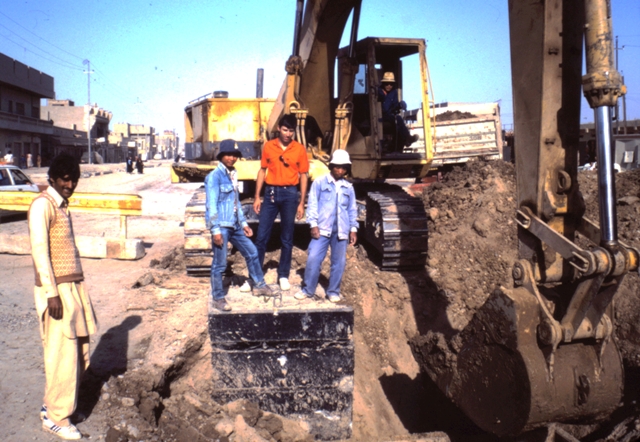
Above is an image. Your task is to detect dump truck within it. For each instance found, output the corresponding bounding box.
[405,101,503,166]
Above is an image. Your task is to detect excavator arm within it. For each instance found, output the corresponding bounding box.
[413,0,639,437]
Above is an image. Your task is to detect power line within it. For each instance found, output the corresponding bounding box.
[0,11,84,61]
[0,33,83,71]
[0,24,82,70]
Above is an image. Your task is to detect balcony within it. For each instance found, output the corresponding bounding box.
[0,111,54,135]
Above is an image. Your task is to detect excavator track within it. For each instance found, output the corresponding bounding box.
[362,185,428,271]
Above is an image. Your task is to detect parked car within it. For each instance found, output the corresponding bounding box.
[0,165,40,192]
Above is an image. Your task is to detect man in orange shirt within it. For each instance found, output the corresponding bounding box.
[253,114,309,291]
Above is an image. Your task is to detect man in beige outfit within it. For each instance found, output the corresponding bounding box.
[29,153,98,440]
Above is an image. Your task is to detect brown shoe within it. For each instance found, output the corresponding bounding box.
[253,284,273,297]
[212,298,231,312]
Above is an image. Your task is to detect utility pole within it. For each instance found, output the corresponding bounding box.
[83,59,94,164]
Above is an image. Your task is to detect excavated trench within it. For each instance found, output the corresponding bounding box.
[86,160,640,442]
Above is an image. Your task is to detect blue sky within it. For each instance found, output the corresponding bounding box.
[1,0,639,142]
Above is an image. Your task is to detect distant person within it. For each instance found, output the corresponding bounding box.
[135,155,144,174]
[4,149,13,164]
[126,156,133,174]
[37,154,42,168]
[20,154,26,168]
[253,114,309,291]
[376,71,419,151]
[27,153,33,168]
[205,139,272,311]
[28,153,98,440]
[295,150,357,303]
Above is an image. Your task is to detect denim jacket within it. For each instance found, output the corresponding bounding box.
[205,164,247,234]
[306,173,358,240]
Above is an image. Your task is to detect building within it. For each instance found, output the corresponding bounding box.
[41,99,112,162]
[109,123,156,161]
[156,130,179,160]
[0,52,54,166]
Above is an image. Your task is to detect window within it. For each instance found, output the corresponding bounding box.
[16,103,25,116]
[10,168,31,185]
[8,100,13,113]
[32,106,39,118]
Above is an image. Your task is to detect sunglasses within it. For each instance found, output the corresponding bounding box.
[279,155,289,167]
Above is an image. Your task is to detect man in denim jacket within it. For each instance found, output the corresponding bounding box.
[295,150,357,303]
[205,139,271,311]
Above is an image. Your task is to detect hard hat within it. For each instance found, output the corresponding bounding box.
[381,72,396,83]
[329,150,351,165]
[216,139,242,160]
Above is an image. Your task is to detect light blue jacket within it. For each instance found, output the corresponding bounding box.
[306,173,358,240]
[205,164,247,235]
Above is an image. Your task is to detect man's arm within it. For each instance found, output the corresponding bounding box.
[348,186,358,246]
[306,179,320,239]
[205,171,222,235]
[29,197,63,319]
[253,167,267,215]
[297,172,308,220]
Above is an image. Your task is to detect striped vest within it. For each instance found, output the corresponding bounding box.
[34,192,84,286]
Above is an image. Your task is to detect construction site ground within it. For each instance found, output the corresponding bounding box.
[1,160,640,441]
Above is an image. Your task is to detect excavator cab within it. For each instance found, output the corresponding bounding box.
[335,37,434,181]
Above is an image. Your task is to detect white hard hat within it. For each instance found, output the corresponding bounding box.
[330,150,351,165]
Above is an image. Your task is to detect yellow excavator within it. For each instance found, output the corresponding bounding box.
[411,0,639,438]
[173,0,435,275]
[174,0,637,437]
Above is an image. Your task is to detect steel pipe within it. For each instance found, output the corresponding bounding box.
[595,105,618,244]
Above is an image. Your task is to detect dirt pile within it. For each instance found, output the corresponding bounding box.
[435,111,477,122]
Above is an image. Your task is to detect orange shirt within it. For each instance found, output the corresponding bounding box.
[261,138,309,186]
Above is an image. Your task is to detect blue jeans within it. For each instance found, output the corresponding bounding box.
[254,185,298,280]
[301,225,347,297]
[211,225,266,300]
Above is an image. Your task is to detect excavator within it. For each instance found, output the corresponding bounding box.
[175,0,637,437]
[174,0,435,274]
[411,0,639,438]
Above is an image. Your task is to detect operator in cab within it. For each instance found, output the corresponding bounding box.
[377,72,419,151]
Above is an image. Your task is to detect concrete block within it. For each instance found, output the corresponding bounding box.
[0,233,145,260]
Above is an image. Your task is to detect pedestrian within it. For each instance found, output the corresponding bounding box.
[20,154,26,168]
[253,114,309,291]
[295,150,357,303]
[126,155,133,174]
[27,152,33,168]
[28,153,98,440]
[37,154,42,168]
[4,149,13,164]
[206,139,272,311]
[135,155,144,174]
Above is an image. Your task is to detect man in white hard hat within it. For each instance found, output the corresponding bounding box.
[294,150,358,303]
[377,71,419,151]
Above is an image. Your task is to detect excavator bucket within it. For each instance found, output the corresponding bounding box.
[412,287,623,437]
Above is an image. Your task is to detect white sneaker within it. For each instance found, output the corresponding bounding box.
[328,294,341,303]
[279,278,291,291]
[42,416,82,440]
[239,281,251,292]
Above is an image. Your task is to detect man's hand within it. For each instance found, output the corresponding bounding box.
[243,226,253,237]
[253,198,261,215]
[310,226,320,239]
[47,296,63,320]
[349,231,357,246]
[213,233,223,247]
[296,203,305,220]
